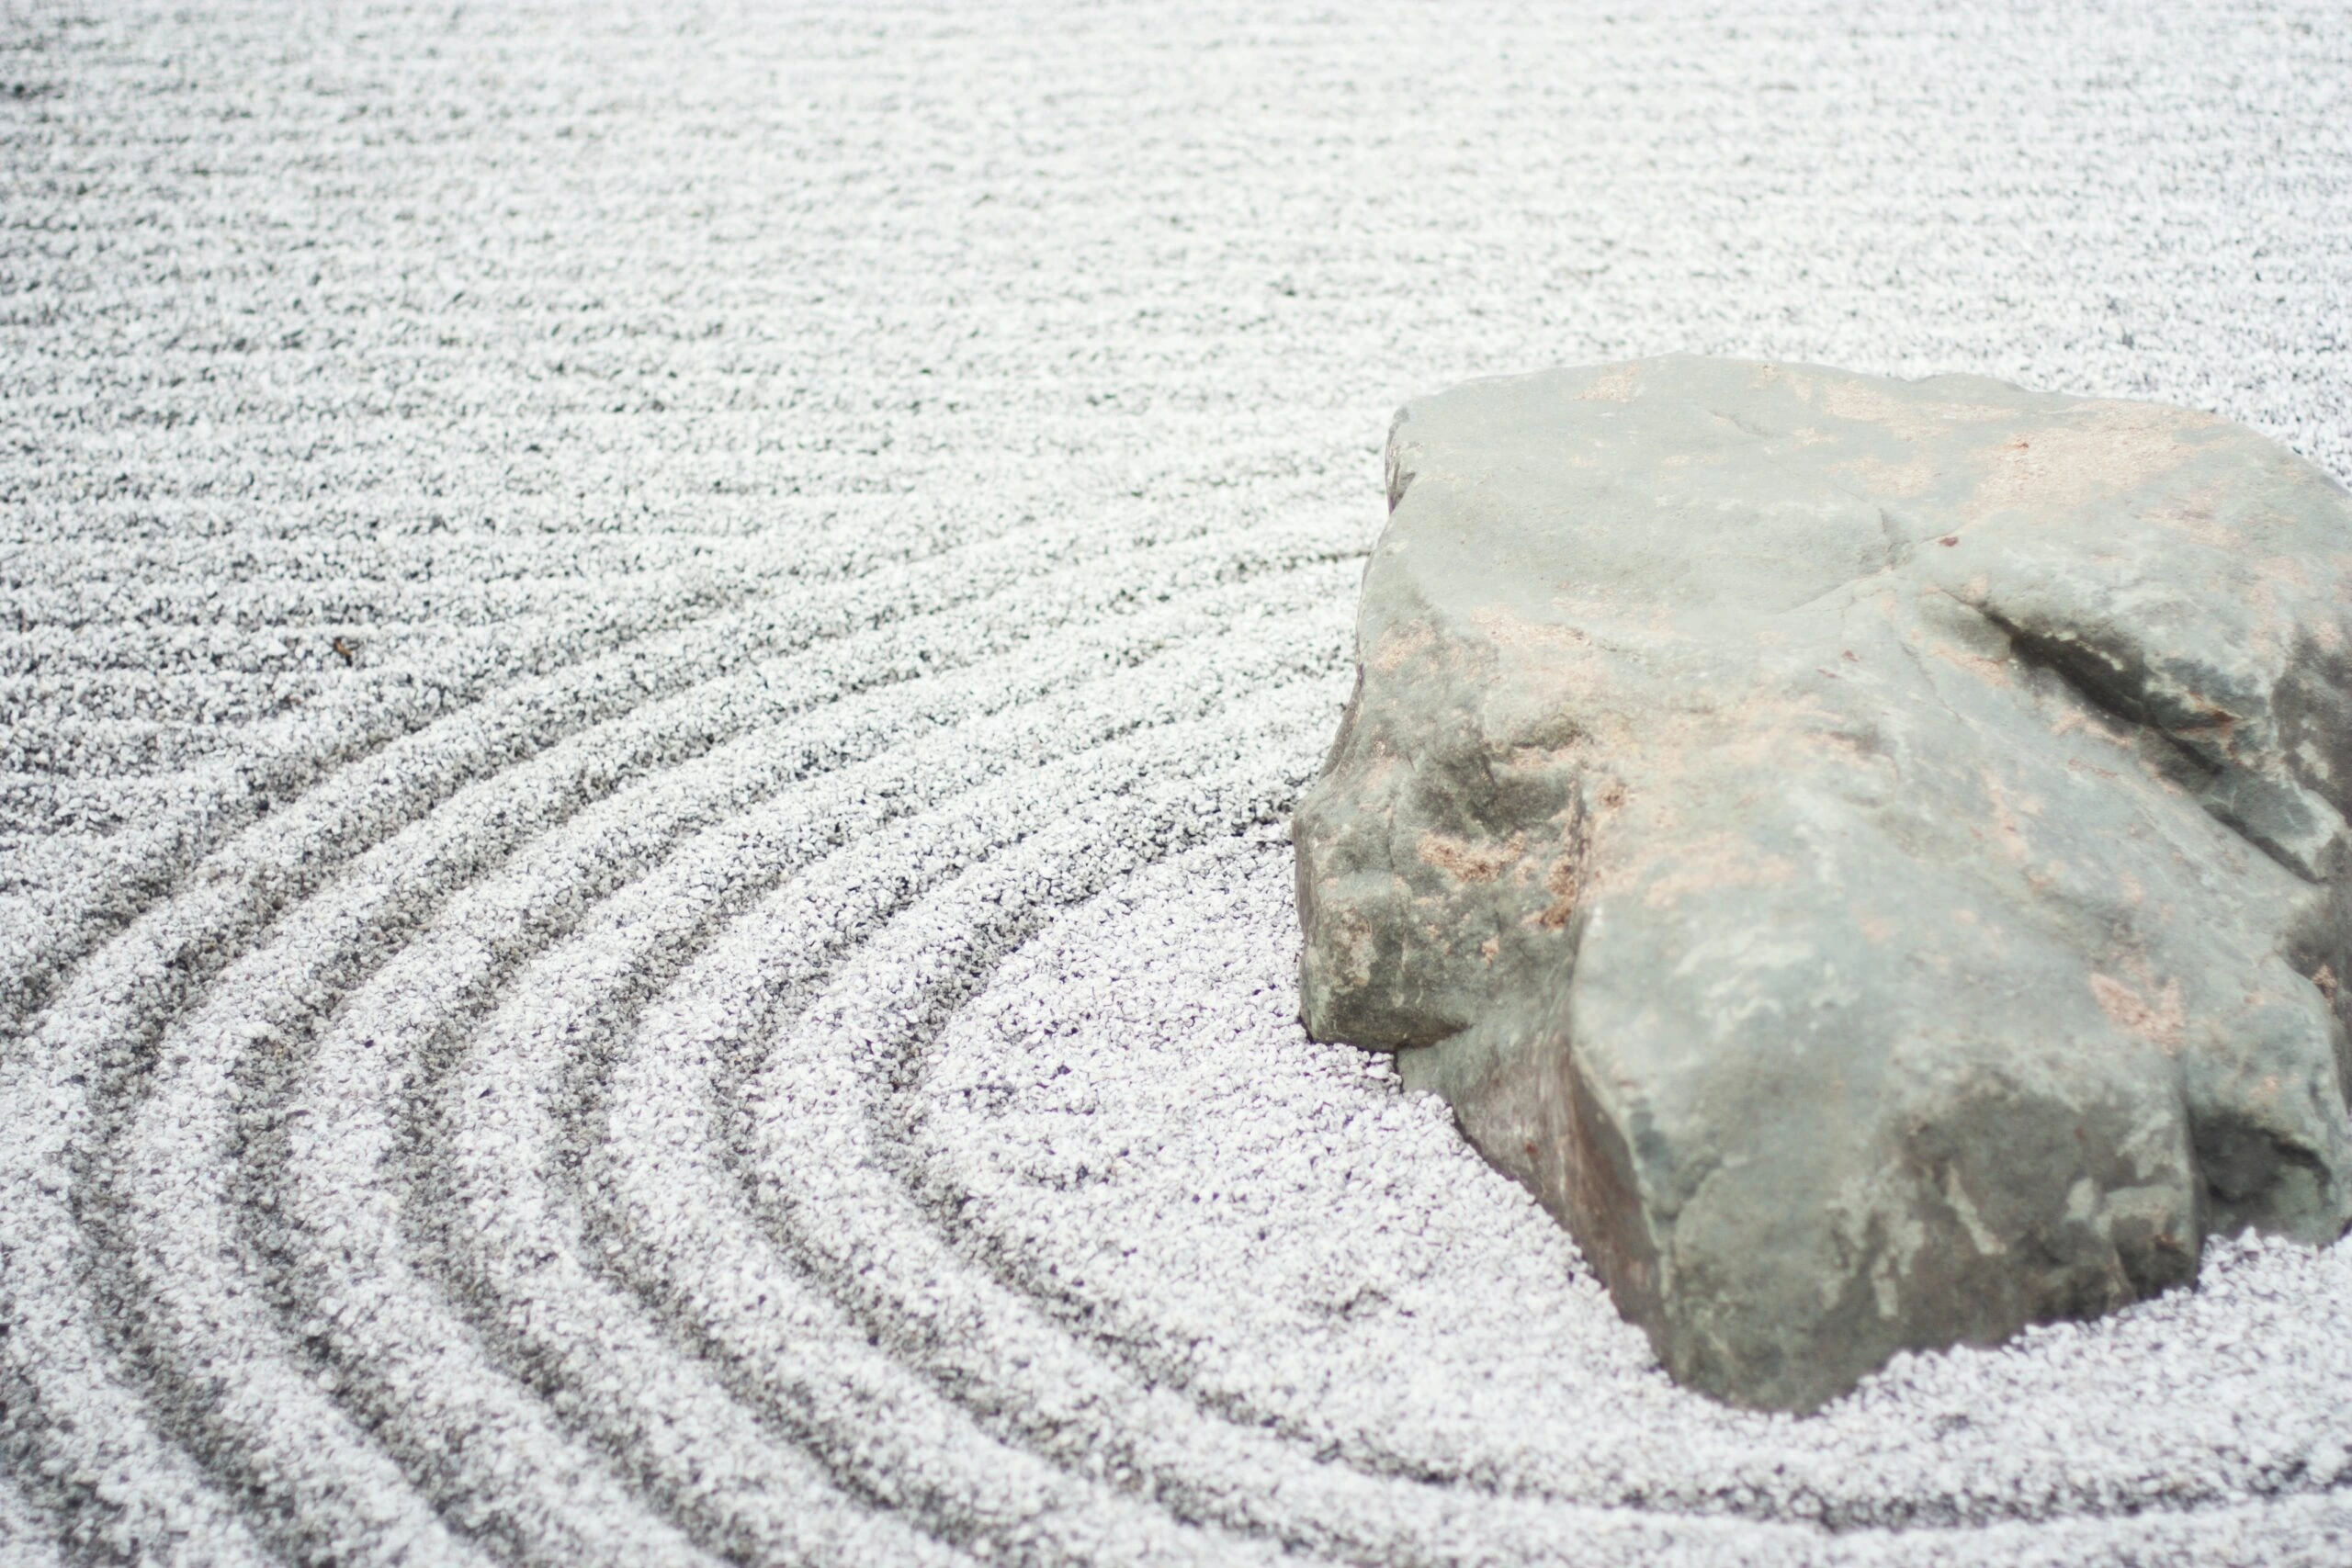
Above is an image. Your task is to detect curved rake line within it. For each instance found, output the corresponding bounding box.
[426,623,1354,1562]
[3,505,1355,1554]
[2,608,780,1566]
[439,719,1328,1564]
[0,570,763,1037]
[570,696,1337,1565]
[53,545,1348,1561]
[1,457,1325,1039]
[249,587,1344,1564]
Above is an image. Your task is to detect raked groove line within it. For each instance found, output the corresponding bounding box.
[7,3,2352,1564]
[262,592,1349,1565]
[38,543,1352,1562]
[9,482,1345,1549]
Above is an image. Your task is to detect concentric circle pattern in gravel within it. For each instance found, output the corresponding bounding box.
[6,3,2352,1564]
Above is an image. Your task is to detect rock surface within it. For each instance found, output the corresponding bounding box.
[1295,355,2352,1411]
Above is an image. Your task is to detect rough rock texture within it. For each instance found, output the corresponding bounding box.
[1295,355,2352,1412]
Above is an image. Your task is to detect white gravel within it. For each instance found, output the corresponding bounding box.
[5,2,2352,1563]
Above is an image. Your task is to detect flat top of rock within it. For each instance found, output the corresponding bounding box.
[1388,353,2344,625]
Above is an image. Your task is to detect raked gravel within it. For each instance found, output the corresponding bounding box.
[5,2,2352,1564]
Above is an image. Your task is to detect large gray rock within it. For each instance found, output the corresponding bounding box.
[1295,355,2352,1411]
